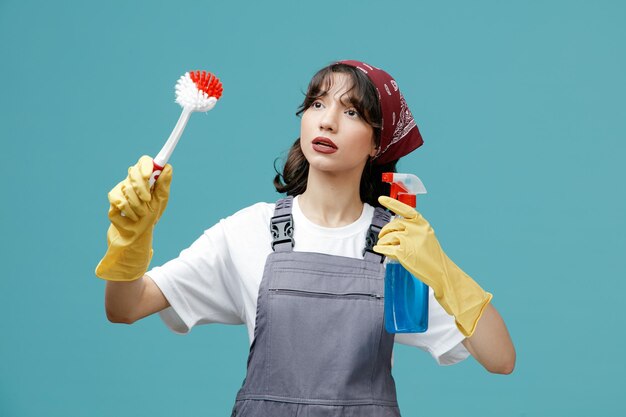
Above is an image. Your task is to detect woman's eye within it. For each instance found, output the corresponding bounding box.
[346,109,360,118]
[311,101,323,109]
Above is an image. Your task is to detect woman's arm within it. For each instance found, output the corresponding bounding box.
[461,303,516,374]
[105,275,170,324]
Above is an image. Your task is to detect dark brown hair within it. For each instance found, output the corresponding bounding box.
[273,63,398,208]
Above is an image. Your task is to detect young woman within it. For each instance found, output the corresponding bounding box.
[97,60,515,416]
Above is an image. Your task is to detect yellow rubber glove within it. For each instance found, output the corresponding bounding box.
[95,156,172,281]
[373,196,492,337]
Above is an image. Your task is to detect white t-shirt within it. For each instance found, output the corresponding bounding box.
[147,196,470,366]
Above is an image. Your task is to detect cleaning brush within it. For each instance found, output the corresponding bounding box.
[150,70,223,185]
[121,70,223,217]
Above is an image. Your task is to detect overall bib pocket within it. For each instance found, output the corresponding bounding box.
[267,285,384,401]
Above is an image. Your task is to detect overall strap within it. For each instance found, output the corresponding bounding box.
[363,207,392,263]
[270,196,295,252]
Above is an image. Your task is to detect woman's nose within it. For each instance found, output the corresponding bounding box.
[319,109,338,132]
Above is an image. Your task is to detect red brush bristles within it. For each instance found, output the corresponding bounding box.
[189,70,223,100]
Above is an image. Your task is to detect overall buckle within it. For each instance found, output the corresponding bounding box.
[270,214,295,250]
[363,223,384,262]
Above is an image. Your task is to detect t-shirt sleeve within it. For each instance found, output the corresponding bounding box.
[394,287,471,365]
[146,220,244,334]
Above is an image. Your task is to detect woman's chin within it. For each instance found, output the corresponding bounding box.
[308,158,366,177]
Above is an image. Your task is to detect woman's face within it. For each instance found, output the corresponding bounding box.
[300,72,377,176]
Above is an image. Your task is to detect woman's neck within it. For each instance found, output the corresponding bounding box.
[298,168,364,228]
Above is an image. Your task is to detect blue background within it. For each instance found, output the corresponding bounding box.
[1,0,624,415]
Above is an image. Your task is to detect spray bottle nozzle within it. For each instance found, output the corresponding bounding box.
[382,173,427,208]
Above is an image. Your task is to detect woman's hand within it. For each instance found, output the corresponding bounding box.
[373,196,492,337]
[95,156,172,282]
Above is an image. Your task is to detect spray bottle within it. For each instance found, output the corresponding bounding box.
[382,172,429,333]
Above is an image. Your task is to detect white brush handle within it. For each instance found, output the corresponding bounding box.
[121,107,192,217]
[149,106,193,186]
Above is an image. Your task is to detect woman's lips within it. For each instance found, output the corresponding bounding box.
[312,137,338,154]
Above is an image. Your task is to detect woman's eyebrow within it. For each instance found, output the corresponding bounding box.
[337,93,357,108]
[312,90,328,100]
[312,90,356,107]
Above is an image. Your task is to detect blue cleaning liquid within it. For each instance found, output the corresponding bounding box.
[384,260,429,333]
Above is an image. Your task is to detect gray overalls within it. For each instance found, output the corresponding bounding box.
[231,196,401,417]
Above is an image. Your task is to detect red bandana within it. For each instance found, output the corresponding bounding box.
[337,60,424,164]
